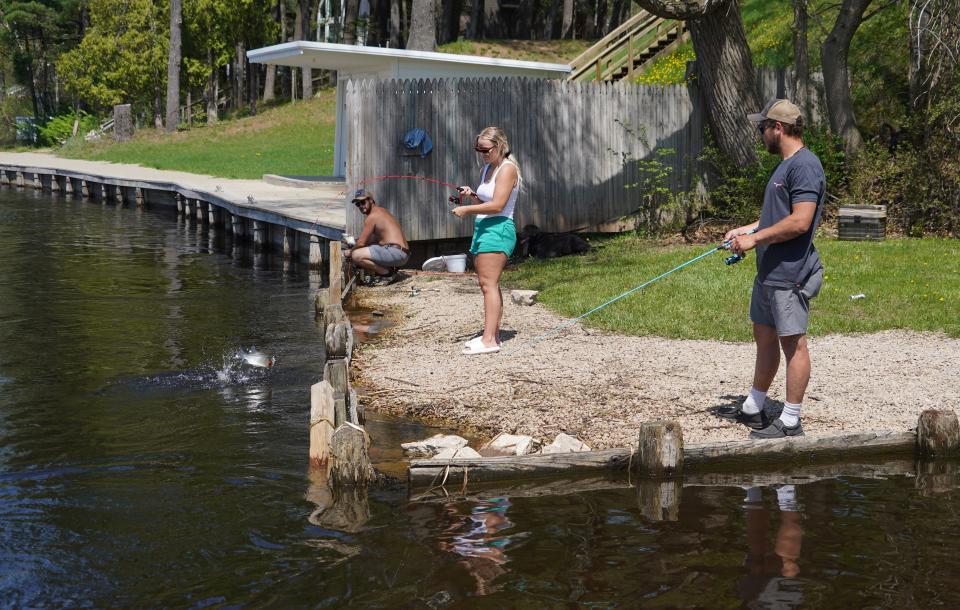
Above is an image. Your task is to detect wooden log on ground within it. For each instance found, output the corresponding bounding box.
[637,479,682,521]
[916,409,960,457]
[330,422,377,487]
[409,430,919,487]
[113,104,134,141]
[328,241,343,305]
[325,321,350,359]
[309,380,336,469]
[348,388,361,425]
[637,420,683,477]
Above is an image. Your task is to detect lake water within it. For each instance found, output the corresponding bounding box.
[1,188,959,607]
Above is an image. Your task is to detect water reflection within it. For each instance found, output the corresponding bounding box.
[739,485,805,608]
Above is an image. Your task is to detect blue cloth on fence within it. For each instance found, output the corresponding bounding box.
[403,128,433,157]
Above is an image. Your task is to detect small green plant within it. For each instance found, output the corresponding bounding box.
[38,111,101,147]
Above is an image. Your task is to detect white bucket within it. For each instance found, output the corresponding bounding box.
[443,254,468,273]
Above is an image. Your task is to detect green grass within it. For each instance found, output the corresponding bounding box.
[437,39,593,64]
[505,236,960,341]
[59,90,337,179]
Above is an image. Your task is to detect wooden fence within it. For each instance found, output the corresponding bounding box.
[344,68,823,242]
[345,77,706,241]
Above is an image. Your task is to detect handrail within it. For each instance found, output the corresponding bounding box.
[569,18,685,82]
[568,10,653,70]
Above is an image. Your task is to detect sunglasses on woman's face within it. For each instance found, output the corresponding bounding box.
[474,146,494,154]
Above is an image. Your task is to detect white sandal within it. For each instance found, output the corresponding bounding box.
[462,341,500,355]
[463,336,501,348]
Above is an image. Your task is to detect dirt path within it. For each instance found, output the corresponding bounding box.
[353,274,960,449]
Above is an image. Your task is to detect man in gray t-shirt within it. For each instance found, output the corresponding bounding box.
[719,99,826,439]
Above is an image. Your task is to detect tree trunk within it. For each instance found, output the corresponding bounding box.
[263,65,276,101]
[467,0,482,39]
[297,0,314,99]
[389,0,403,47]
[439,0,463,44]
[343,0,361,44]
[407,0,437,51]
[907,0,932,118]
[636,0,761,166]
[821,0,870,158]
[791,0,811,113]
[165,0,182,133]
[482,0,503,38]
[205,49,219,124]
[561,0,574,38]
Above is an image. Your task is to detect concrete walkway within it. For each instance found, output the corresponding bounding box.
[0,152,345,239]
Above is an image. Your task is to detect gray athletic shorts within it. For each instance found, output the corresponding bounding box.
[749,267,824,336]
[367,244,409,268]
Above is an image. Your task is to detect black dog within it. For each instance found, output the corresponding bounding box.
[517,224,591,259]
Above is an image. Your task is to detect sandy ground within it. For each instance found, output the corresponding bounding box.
[352,273,960,449]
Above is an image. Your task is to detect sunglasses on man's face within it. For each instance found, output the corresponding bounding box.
[758,122,776,135]
[474,146,494,154]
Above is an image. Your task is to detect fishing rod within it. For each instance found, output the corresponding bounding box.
[501,229,757,357]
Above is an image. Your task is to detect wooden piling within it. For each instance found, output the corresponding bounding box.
[309,235,323,269]
[114,185,124,206]
[176,193,183,214]
[65,177,74,195]
[0,170,8,186]
[283,228,295,260]
[207,203,218,225]
[80,180,89,198]
[916,409,960,457]
[231,214,244,239]
[637,420,684,477]
[195,199,205,223]
[183,198,193,218]
[16,171,24,187]
[50,174,60,193]
[310,380,336,469]
[33,173,41,190]
[252,221,265,250]
[99,184,107,203]
[135,188,144,208]
[330,423,377,487]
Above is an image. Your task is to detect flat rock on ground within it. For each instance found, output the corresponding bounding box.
[353,275,960,449]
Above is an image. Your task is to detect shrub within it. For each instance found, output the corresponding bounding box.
[38,111,101,147]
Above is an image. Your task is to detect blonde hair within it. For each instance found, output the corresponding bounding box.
[476,126,522,186]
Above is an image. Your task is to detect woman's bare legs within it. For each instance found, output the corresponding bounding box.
[474,252,507,347]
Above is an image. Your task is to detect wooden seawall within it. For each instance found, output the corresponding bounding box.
[0,152,345,266]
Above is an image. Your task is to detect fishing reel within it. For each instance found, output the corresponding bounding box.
[724,252,747,265]
[448,193,462,206]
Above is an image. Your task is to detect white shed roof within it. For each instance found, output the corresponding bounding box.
[247,41,571,78]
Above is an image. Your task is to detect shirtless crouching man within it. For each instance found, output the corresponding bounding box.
[344,189,409,285]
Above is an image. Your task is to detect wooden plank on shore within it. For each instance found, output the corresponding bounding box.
[408,430,918,486]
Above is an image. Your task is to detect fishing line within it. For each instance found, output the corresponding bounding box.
[501,230,756,357]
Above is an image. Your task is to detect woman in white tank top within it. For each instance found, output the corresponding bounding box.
[452,126,520,355]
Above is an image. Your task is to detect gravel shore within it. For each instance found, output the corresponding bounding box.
[353,273,959,449]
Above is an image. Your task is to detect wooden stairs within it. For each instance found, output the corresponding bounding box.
[568,10,688,83]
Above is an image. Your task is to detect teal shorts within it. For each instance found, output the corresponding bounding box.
[470,216,516,256]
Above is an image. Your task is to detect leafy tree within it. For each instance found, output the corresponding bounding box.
[57,0,168,119]
[0,0,88,119]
